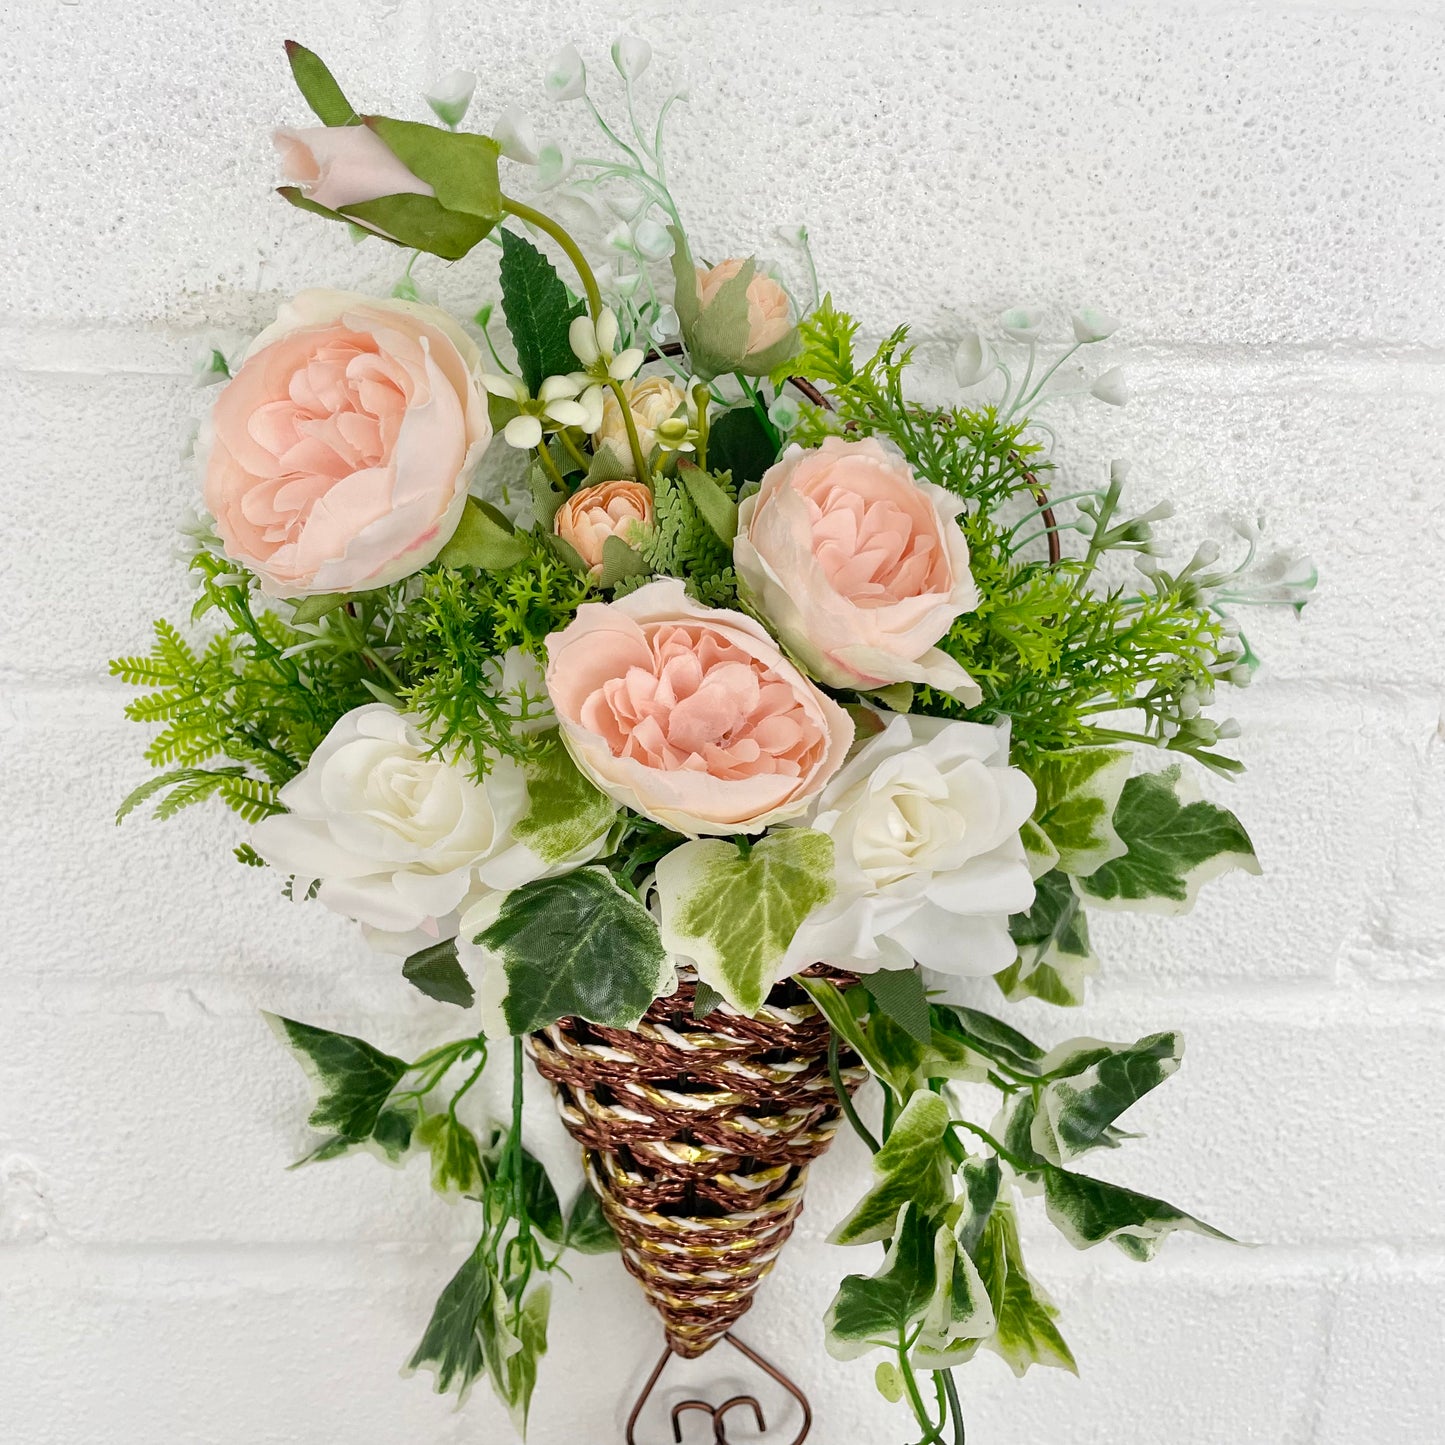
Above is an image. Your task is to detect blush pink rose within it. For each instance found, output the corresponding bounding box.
[544,578,853,836]
[202,290,491,597]
[554,479,655,573]
[273,125,434,212]
[734,436,982,701]
[696,259,793,355]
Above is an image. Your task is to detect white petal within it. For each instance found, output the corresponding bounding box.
[539,372,583,402]
[545,398,587,427]
[569,314,600,366]
[543,44,587,103]
[611,34,652,81]
[504,414,544,449]
[425,69,477,128]
[480,371,528,402]
[953,328,995,388]
[1090,367,1129,406]
[491,104,539,165]
[609,347,645,381]
[1071,307,1119,343]
[596,307,619,354]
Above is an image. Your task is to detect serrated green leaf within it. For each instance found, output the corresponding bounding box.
[404,1245,489,1400]
[1042,1166,1233,1260]
[656,830,834,1015]
[498,228,586,396]
[489,1281,550,1430]
[514,740,617,866]
[517,1147,564,1245]
[980,1200,1077,1377]
[437,498,529,572]
[472,867,671,1034]
[268,1014,407,1140]
[1027,747,1131,877]
[677,462,739,545]
[283,41,359,126]
[862,968,931,1045]
[562,1185,618,1254]
[825,1203,938,1360]
[705,406,778,489]
[402,938,475,1008]
[999,870,1098,1008]
[830,1093,952,1247]
[1077,766,1260,913]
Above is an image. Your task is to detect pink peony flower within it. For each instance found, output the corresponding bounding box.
[543,579,853,836]
[202,290,491,597]
[554,479,655,573]
[734,437,982,700]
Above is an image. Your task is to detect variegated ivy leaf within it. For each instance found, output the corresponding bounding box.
[929,1003,1047,1079]
[464,867,672,1036]
[1043,1167,1234,1261]
[1031,1032,1182,1166]
[956,1154,1003,1256]
[911,1222,996,1368]
[417,1112,488,1197]
[802,977,916,1097]
[830,1092,953,1246]
[404,1245,491,1400]
[513,741,618,868]
[1019,819,1060,879]
[1027,747,1131,877]
[977,1199,1078,1377]
[485,1281,550,1430]
[1076,765,1260,913]
[656,829,834,1015]
[998,869,1098,1007]
[825,1203,938,1361]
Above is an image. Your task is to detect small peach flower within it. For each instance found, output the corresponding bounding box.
[696,259,793,356]
[554,479,655,572]
[596,376,686,476]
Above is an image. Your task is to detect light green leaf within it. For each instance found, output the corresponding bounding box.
[337,191,495,261]
[656,830,835,1015]
[283,41,358,126]
[1019,819,1060,879]
[365,117,503,227]
[677,462,739,545]
[1076,766,1261,913]
[402,938,475,1008]
[956,1154,1002,1257]
[437,498,529,572]
[1031,1032,1182,1166]
[801,977,911,1096]
[825,1203,938,1361]
[516,1147,564,1244]
[473,867,671,1034]
[1042,1166,1234,1261]
[980,1200,1078,1377]
[830,1093,952,1247]
[267,1014,407,1141]
[289,592,351,624]
[861,968,931,1046]
[418,1112,487,1197]
[514,741,617,866]
[1027,747,1131,877]
[403,1245,489,1400]
[597,534,651,589]
[562,1185,618,1255]
[487,1282,550,1431]
[912,1223,996,1368]
[998,870,1098,1007]
[871,681,915,714]
[498,228,586,395]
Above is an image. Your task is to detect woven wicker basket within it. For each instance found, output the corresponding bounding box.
[529,967,862,1358]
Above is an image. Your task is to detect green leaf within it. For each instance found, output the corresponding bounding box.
[338,192,495,261]
[705,406,778,490]
[527,457,567,527]
[929,1004,1046,1078]
[825,1203,938,1360]
[693,979,726,1020]
[1027,747,1131,877]
[1042,1166,1233,1261]
[472,867,672,1034]
[498,228,586,396]
[802,978,918,1096]
[656,830,835,1015]
[871,681,914,714]
[404,1245,489,1400]
[283,40,358,125]
[1076,766,1261,913]
[370,1104,418,1162]
[365,117,503,227]
[267,1015,407,1141]
[402,938,476,1008]
[437,498,529,572]
[976,1200,1077,1378]
[289,592,351,625]
[861,968,931,1046]
[489,1282,550,1431]
[596,534,651,589]
[514,741,618,866]
[956,1154,1002,1256]
[563,1185,618,1254]
[912,1221,996,1368]
[830,1092,953,1247]
[1032,1032,1182,1165]
[1019,819,1060,879]
[677,462,739,546]
[418,1113,487,1197]
[998,870,1098,1008]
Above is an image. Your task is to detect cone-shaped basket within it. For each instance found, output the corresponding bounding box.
[529,967,862,1358]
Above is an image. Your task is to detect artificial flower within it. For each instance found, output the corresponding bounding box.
[611,35,652,80]
[424,68,477,128]
[734,436,982,700]
[544,44,587,102]
[1071,307,1119,343]
[596,376,687,476]
[543,578,853,836]
[696,259,792,355]
[481,370,604,448]
[554,479,655,572]
[491,105,540,164]
[569,307,645,382]
[273,125,434,214]
[953,328,995,388]
[782,713,1036,975]
[1000,306,1045,342]
[1090,366,1129,405]
[202,290,490,597]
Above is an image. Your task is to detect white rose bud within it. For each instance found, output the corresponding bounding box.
[1000,306,1045,342]
[953,327,995,388]
[1071,306,1119,343]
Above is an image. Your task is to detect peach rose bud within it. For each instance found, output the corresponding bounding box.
[554,480,655,573]
[273,125,435,212]
[544,579,853,836]
[696,259,793,357]
[202,290,491,598]
[734,436,983,702]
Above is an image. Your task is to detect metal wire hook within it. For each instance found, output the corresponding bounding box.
[625,1332,812,1444]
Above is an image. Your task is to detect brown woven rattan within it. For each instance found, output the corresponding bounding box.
[529,966,863,1358]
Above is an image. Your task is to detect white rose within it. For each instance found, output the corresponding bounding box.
[251,704,604,954]
[783,713,1037,975]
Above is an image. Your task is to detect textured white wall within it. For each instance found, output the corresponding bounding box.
[2,1,1443,1441]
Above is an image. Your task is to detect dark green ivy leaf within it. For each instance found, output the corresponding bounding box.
[562,1184,618,1255]
[402,938,476,1009]
[404,1246,490,1400]
[825,1203,939,1360]
[999,869,1098,1007]
[1042,1166,1234,1261]
[498,229,586,396]
[862,968,931,1045]
[267,1014,407,1140]
[705,405,778,490]
[978,1200,1078,1377]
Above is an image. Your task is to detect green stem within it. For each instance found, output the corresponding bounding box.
[940,1369,966,1445]
[557,429,591,475]
[508,1037,531,1252]
[606,377,651,483]
[447,1049,488,1120]
[897,1338,947,1445]
[949,1119,1033,1172]
[501,197,604,317]
[692,384,712,470]
[736,374,781,451]
[534,441,568,492]
[828,1031,880,1154]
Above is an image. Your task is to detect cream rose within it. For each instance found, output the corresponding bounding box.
[554,479,655,572]
[597,376,686,477]
[250,704,605,954]
[734,437,982,700]
[202,290,490,597]
[783,713,1036,976]
[543,578,853,836]
[696,259,793,356]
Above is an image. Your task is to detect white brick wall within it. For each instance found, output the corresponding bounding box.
[2,2,1442,1440]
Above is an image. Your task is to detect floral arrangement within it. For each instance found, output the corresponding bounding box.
[112,37,1315,1442]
